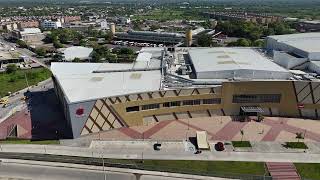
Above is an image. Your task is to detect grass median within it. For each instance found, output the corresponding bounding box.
[232,141,252,148]
[0,139,59,145]
[295,163,320,180]
[0,67,51,97]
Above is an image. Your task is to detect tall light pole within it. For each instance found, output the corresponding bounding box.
[24,73,30,90]
[101,154,106,180]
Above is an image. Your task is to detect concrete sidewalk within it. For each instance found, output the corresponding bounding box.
[0,141,320,163]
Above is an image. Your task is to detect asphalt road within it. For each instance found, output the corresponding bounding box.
[0,162,200,180]
[0,163,135,180]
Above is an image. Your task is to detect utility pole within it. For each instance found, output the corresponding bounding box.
[24,73,30,89]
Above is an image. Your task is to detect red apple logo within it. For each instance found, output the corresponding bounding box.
[76,107,84,116]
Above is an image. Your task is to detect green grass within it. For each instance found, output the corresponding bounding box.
[142,160,266,176]
[284,142,308,149]
[0,139,59,145]
[133,9,204,21]
[104,159,267,176]
[0,68,51,97]
[232,141,252,148]
[295,163,320,180]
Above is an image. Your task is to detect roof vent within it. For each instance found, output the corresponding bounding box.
[90,77,104,82]
[130,73,142,79]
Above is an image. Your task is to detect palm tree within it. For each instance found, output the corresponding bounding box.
[296,132,304,142]
[240,130,244,142]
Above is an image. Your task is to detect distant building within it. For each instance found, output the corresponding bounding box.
[17,21,40,29]
[41,20,62,29]
[116,30,185,44]
[2,23,18,31]
[202,12,283,24]
[59,46,93,61]
[267,33,320,75]
[297,20,320,32]
[0,50,24,70]
[63,16,81,23]
[117,17,131,24]
[116,27,205,44]
[100,20,108,30]
[11,28,45,43]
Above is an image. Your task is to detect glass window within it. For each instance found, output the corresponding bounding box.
[126,106,139,112]
[232,94,281,103]
[142,104,160,110]
[203,98,221,104]
[163,101,181,107]
[183,100,194,105]
[183,100,201,105]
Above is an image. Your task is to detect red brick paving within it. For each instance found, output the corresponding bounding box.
[143,120,173,138]
[212,121,248,140]
[176,119,216,137]
[262,119,288,141]
[283,123,320,142]
[0,109,31,139]
[262,118,320,141]
[266,162,301,180]
[118,127,142,139]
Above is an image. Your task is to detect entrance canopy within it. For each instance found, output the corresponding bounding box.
[196,131,210,150]
[240,106,264,113]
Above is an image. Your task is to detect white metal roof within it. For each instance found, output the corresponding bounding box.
[268,33,320,53]
[188,47,288,73]
[20,28,42,35]
[62,46,93,61]
[51,63,161,103]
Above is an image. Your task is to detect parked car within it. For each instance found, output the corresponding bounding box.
[153,143,161,151]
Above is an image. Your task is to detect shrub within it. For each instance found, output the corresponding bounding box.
[6,64,17,74]
[232,141,252,148]
[284,142,308,149]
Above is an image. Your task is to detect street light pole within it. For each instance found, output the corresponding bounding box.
[24,73,30,90]
[102,154,106,180]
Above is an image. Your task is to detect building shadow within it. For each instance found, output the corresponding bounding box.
[25,88,73,140]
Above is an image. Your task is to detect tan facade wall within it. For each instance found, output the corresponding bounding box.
[80,81,320,136]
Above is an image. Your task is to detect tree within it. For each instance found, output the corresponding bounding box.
[6,64,17,74]
[119,47,134,55]
[53,40,64,48]
[105,32,113,42]
[91,51,102,62]
[240,130,244,142]
[296,132,304,142]
[52,54,63,62]
[73,57,81,62]
[252,40,265,48]
[197,34,212,47]
[16,40,27,48]
[150,24,161,31]
[237,38,251,47]
[228,38,252,47]
[107,53,118,63]
[35,48,47,56]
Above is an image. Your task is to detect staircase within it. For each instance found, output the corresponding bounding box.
[266,162,301,180]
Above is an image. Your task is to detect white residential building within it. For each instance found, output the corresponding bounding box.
[41,20,62,29]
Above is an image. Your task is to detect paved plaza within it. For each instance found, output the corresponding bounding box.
[0,88,72,140]
[81,116,320,142]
